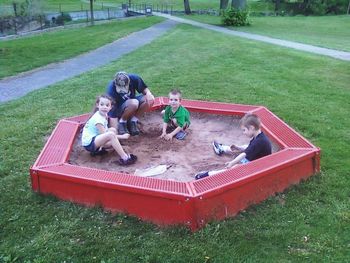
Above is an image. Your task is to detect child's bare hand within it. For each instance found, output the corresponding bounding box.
[146,93,155,106]
[166,134,174,141]
[160,133,173,141]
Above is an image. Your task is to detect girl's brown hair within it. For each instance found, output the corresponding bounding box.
[90,94,115,115]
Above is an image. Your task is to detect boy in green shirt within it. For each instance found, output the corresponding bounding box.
[160,89,191,141]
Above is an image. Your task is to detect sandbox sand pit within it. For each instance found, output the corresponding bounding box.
[69,111,279,182]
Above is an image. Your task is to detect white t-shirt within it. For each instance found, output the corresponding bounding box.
[81,111,108,146]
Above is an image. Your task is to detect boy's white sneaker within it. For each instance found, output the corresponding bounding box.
[212,141,224,156]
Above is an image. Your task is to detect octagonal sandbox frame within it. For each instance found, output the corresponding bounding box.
[30,98,320,231]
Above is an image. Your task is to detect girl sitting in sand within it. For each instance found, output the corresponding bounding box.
[81,94,137,165]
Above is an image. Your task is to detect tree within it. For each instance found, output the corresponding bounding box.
[220,0,230,9]
[287,0,348,15]
[184,0,191,14]
[275,0,281,13]
[89,0,94,25]
[231,0,246,10]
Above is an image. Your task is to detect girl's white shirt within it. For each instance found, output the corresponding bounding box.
[81,111,108,146]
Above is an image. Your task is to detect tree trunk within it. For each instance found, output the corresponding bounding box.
[90,0,94,25]
[184,0,191,14]
[12,2,18,16]
[275,0,280,13]
[231,0,246,10]
[220,0,229,9]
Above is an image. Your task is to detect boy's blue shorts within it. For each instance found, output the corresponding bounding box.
[240,158,250,164]
[175,130,187,140]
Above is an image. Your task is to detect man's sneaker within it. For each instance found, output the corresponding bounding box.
[212,141,224,156]
[118,154,137,166]
[118,122,129,135]
[129,121,140,136]
[195,171,209,180]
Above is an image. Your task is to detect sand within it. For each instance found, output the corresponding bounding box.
[69,111,279,182]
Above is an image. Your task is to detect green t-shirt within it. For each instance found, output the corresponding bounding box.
[163,105,191,128]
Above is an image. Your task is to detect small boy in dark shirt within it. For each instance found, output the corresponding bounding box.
[195,113,272,179]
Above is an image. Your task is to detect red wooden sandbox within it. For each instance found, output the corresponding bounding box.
[30,98,320,231]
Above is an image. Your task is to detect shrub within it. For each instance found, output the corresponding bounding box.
[55,13,72,25]
[221,8,250,26]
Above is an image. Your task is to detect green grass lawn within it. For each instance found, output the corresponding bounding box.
[0,16,164,79]
[1,21,349,261]
[179,14,350,52]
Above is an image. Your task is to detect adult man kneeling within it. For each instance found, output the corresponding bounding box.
[106,71,155,136]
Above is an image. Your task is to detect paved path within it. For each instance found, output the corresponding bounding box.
[0,19,178,103]
[155,13,350,62]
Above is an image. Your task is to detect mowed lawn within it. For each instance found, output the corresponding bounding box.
[1,22,349,262]
[178,14,350,52]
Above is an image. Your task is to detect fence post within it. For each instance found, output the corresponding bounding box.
[39,15,43,30]
[107,8,110,19]
[59,4,61,12]
[86,10,89,23]
[12,2,18,16]
[0,19,3,35]
[14,18,17,34]
[61,12,65,26]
